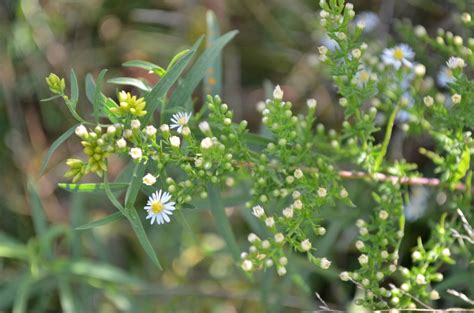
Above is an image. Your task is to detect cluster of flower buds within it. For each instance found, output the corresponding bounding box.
[110,91,147,117]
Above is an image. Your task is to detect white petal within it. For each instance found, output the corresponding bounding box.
[163,214,170,223]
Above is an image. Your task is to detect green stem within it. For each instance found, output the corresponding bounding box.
[374,105,399,172]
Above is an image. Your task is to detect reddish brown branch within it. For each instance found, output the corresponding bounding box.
[338,170,471,193]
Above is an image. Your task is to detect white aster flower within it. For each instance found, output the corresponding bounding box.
[265,217,275,228]
[130,147,142,159]
[160,124,170,133]
[116,138,127,149]
[75,125,88,138]
[382,44,415,69]
[301,239,312,251]
[277,266,287,276]
[107,125,116,135]
[306,98,317,109]
[274,233,284,243]
[199,121,211,134]
[144,190,176,225]
[170,136,181,148]
[145,125,157,136]
[273,85,284,100]
[282,207,294,219]
[143,173,157,186]
[241,260,253,272]
[447,56,466,69]
[144,190,175,224]
[200,137,213,150]
[131,119,141,129]
[170,112,192,133]
[252,205,265,218]
[437,66,455,87]
[319,257,331,269]
[354,11,380,33]
[358,254,369,265]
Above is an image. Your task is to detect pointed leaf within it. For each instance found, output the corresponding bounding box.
[204,11,222,96]
[70,69,79,109]
[59,182,129,193]
[142,37,203,124]
[76,211,123,230]
[108,77,151,92]
[167,30,237,112]
[207,184,240,261]
[39,124,78,176]
[93,69,108,123]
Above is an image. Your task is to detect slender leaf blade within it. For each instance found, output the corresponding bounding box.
[204,11,222,96]
[39,124,78,176]
[207,184,240,261]
[76,211,123,230]
[59,182,129,193]
[108,77,151,92]
[58,278,76,313]
[93,69,108,123]
[12,275,33,313]
[142,37,203,124]
[167,30,237,112]
[70,69,79,109]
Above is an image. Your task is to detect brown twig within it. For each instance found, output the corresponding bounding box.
[338,171,472,193]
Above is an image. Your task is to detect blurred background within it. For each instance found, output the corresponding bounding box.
[0,0,472,312]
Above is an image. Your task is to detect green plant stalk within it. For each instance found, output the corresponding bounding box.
[374,105,400,172]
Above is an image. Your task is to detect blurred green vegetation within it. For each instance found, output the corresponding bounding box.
[0,0,473,311]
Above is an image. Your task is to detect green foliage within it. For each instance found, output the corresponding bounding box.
[31,3,474,312]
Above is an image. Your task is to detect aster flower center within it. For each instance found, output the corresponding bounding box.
[151,200,164,214]
[178,116,187,125]
[359,71,370,82]
[393,48,404,61]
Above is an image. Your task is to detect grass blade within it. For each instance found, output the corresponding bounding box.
[167,30,238,112]
[75,211,123,230]
[58,182,129,193]
[58,278,76,313]
[207,184,240,261]
[39,124,78,176]
[27,181,48,238]
[93,69,108,123]
[108,77,151,92]
[12,275,33,313]
[204,10,222,96]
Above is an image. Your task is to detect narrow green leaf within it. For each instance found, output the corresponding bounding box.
[103,176,162,269]
[76,211,123,230]
[142,37,203,125]
[70,69,79,109]
[39,124,78,176]
[93,69,108,123]
[66,260,141,285]
[167,30,238,112]
[207,184,240,261]
[123,60,161,71]
[12,275,33,313]
[0,239,28,260]
[166,49,191,71]
[125,162,146,208]
[0,274,23,309]
[204,11,222,96]
[59,182,129,193]
[126,207,162,269]
[58,278,76,313]
[40,94,62,102]
[27,181,48,238]
[108,77,151,92]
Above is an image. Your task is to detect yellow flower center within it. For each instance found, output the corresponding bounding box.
[178,116,187,126]
[359,71,370,82]
[393,48,404,61]
[151,200,164,214]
